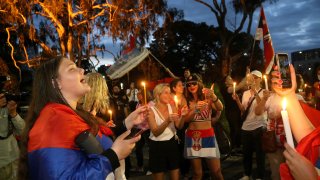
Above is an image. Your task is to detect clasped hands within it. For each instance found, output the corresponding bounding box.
[0,93,18,117]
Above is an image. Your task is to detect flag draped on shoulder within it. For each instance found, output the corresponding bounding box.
[255,6,275,74]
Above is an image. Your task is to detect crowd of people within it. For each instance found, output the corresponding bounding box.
[0,56,319,180]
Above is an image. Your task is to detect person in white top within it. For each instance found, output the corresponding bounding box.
[232,70,267,180]
[147,83,185,180]
[126,82,139,112]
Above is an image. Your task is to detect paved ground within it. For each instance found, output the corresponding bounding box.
[126,145,272,180]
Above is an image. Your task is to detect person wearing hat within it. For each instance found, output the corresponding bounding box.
[183,74,224,180]
[232,70,267,180]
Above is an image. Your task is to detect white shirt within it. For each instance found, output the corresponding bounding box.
[0,108,25,168]
[241,89,267,131]
[126,88,138,102]
[149,104,176,141]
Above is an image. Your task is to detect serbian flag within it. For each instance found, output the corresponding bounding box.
[255,6,275,74]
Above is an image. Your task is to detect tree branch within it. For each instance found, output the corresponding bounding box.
[75,9,105,26]
[36,2,65,34]
[194,0,218,16]
[235,12,247,34]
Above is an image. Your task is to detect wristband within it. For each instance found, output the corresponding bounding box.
[194,109,200,114]
[213,97,219,103]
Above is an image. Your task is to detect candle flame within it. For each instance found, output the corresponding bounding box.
[174,95,178,103]
[282,98,287,111]
[264,75,267,80]
[233,82,236,86]
[108,110,112,114]
[141,81,146,87]
[304,84,307,88]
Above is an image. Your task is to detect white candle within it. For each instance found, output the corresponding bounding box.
[233,82,236,95]
[264,75,268,91]
[141,81,147,105]
[174,95,178,109]
[108,110,112,121]
[281,98,294,148]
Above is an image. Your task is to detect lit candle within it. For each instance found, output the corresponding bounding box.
[120,82,123,90]
[304,83,307,91]
[108,110,112,122]
[233,82,236,95]
[264,75,268,91]
[141,81,147,105]
[281,98,295,148]
[174,95,179,109]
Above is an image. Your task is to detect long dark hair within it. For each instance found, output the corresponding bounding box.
[169,78,182,94]
[18,56,98,179]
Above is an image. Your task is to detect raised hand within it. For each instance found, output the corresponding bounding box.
[271,65,297,97]
[124,105,149,129]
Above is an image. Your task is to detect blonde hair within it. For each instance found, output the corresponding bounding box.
[153,83,170,103]
[81,73,110,113]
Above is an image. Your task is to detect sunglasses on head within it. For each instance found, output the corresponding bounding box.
[186,82,198,87]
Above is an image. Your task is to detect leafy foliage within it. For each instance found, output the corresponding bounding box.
[0,0,168,67]
[149,20,220,77]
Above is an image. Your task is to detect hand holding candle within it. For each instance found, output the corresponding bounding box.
[281,98,295,148]
[141,81,147,105]
[264,75,269,91]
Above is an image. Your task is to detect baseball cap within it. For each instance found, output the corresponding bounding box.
[186,74,202,83]
[250,70,262,78]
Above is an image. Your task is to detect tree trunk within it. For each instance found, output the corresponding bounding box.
[247,13,253,34]
[58,33,66,56]
[67,30,74,61]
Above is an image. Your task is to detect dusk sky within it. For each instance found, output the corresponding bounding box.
[99,0,320,65]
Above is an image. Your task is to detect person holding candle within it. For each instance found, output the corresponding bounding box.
[183,74,224,180]
[147,83,185,180]
[221,75,246,151]
[255,83,287,180]
[232,70,267,180]
[169,78,190,179]
[271,64,320,180]
[18,57,149,180]
[130,89,154,173]
[126,82,139,112]
[80,72,127,179]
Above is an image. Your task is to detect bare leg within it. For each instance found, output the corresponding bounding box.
[205,158,224,180]
[152,172,165,180]
[169,168,180,180]
[190,158,202,180]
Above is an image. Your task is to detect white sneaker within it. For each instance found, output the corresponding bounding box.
[239,176,250,180]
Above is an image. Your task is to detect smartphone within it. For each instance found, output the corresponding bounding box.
[125,127,145,139]
[276,53,292,88]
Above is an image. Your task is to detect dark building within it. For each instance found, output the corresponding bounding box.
[291,48,320,84]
